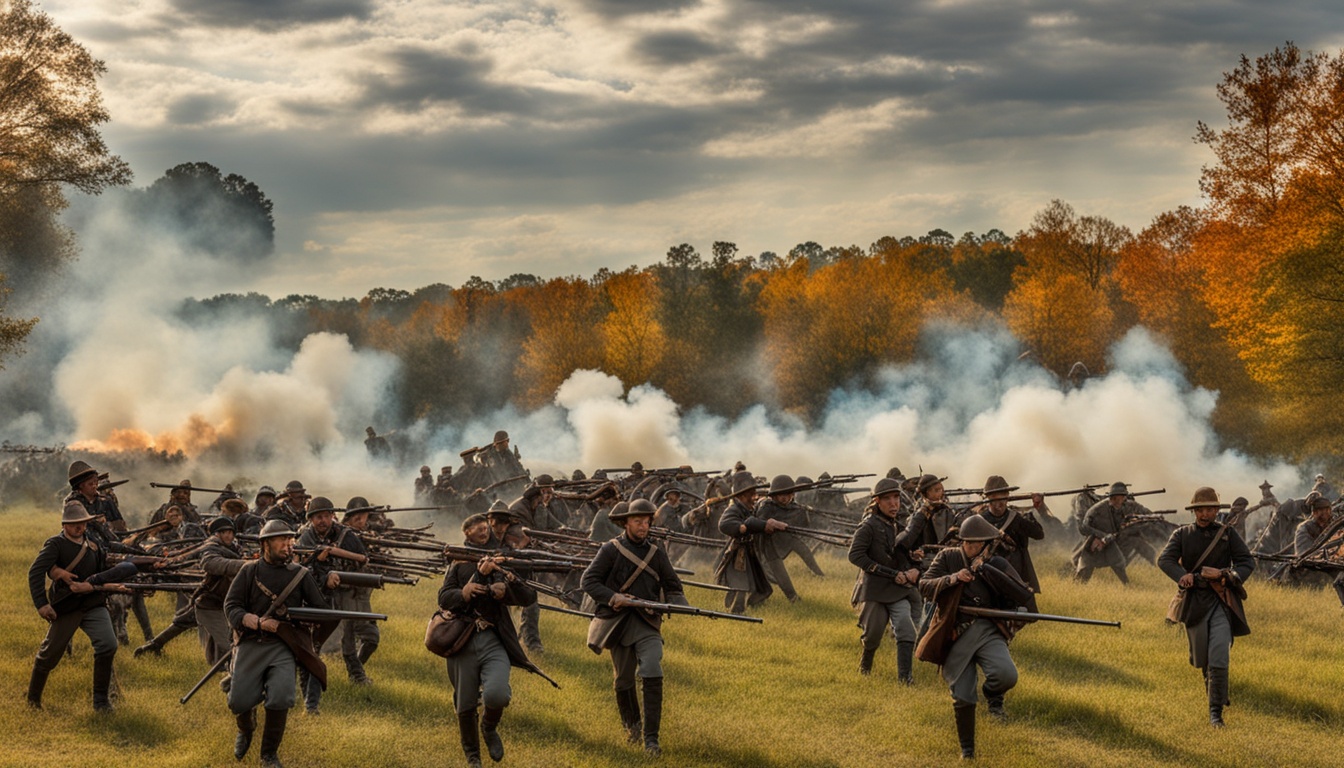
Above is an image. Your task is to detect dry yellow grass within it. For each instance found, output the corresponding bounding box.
[2,506,1340,768]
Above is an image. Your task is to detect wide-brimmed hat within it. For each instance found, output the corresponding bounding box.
[873,477,903,498]
[1259,480,1273,491]
[886,467,906,483]
[982,476,1018,496]
[768,474,795,496]
[730,471,759,498]
[611,499,656,521]
[221,498,249,516]
[487,500,516,519]
[305,496,337,518]
[283,480,308,497]
[255,485,277,500]
[534,474,555,488]
[61,499,96,524]
[493,430,509,443]
[917,474,947,494]
[68,461,98,488]
[343,496,377,519]
[959,515,1003,542]
[1311,495,1333,510]
[1185,487,1229,510]
[1105,481,1129,497]
[257,519,296,540]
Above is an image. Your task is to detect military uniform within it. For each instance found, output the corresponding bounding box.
[1158,487,1254,727]
[1074,486,1151,584]
[848,482,922,682]
[295,501,367,709]
[197,523,246,672]
[980,505,1045,607]
[712,473,774,614]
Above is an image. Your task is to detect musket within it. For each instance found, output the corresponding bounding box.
[648,467,727,477]
[999,486,1151,504]
[149,482,235,494]
[284,607,389,623]
[97,582,201,593]
[782,525,852,547]
[330,571,418,588]
[379,507,453,515]
[360,535,449,554]
[483,474,529,493]
[97,478,130,491]
[620,596,763,623]
[648,527,723,549]
[538,603,596,619]
[681,579,732,592]
[960,606,1121,628]
[523,528,603,550]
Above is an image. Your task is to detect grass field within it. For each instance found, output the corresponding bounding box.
[2,505,1341,768]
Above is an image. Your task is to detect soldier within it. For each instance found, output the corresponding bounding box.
[589,487,625,544]
[978,476,1046,610]
[252,485,278,518]
[221,497,263,536]
[582,499,686,756]
[917,515,1034,759]
[266,481,309,529]
[849,477,923,681]
[296,496,369,710]
[415,465,435,505]
[481,429,527,486]
[512,477,564,655]
[340,498,382,681]
[150,479,201,524]
[26,499,139,710]
[226,520,330,767]
[1158,487,1255,727]
[65,461,150,644]
[713,471,787,614]
[1074,482,1151,584]
[364,426,390,460]
[197,515,246,691]
[207,484,242,515]
[654,484,692,564]
[134,508,208,657]
[756,475,809,603]
[911,473,958,549]
[1286,495,1338,593]
[488,500,529,549]
[439,516,550,767]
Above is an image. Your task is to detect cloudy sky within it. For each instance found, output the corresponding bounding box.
[41,0,1344,298]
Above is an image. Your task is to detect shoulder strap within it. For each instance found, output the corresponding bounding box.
[258,564,310,620]
[66,537,92,573]
[1189,522,1231,573]
[611,539,659,592]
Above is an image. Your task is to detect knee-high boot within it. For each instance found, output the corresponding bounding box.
[27,665,51,709]
[1208,667,1228,727]
[642,677,663,757]
[259,707,288,767]
[234,709,255,760]
[481,705,505,762]
[896,641,914,685]
[955,703,976,759]
[458,708,482,768]
[615,686,641,744]
[92,652,115,712]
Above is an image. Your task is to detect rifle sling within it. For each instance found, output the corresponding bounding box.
[611,539,658,593]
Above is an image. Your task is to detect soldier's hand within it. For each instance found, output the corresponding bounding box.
[1178,573,1195,588]
[910,548,924,562]
[489,582,506,599]
[904,568,921,584]
[955,568,975,583]
[765,519,788,533]
[461,582,487,600]
[326,572,341,589]
[37,605,57,622]
[1199,566,1223,581]
[610,593,632,609]
[69,580,94,594]
[243,613,262,630]
[1089,538,1106,552]
[477,557,499,576]
[259,617,280,633]
[316,547,330,562]
[48,566,76,584]
[1031,493,1044,509]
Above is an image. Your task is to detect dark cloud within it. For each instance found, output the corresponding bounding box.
[569,0,700,19]
[166,94,238,126]
[167,0,374,29]
[631,30,730,66]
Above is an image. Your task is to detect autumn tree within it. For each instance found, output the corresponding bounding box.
[516,277,604,407]
[599,268,666,387]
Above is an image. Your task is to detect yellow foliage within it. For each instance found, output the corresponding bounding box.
[600,270,666,387]
[1003,271,1114,376]
[516,278,603,407]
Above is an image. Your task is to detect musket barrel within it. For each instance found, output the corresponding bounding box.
[960,606,1120,628]
[285,607,389,623]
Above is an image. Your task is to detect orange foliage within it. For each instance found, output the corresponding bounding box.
[1003,271,1114,376]
[515,278,604,407]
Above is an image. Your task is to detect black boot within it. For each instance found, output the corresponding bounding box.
[234,709,255,760]
[458,708,483,768]
[135,622,187,658]
[859,647,876,676]
[897,642,914,686]
[259,707,288,768]
[27,665,50,709]
[92,652,115,712]
[481,706,505,762]
[357,641,378,665]
[344,653,372,686]
[615,686,642,744]
[642,676,663,757]
[298,668,321,714]
[1208,667,1228,727]
[983,684,1006,721]
[131,594,155,642]
[955,703,976,759]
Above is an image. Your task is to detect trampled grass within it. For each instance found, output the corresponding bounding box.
[3,505,1341,768]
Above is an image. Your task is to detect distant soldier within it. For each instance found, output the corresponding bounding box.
[221,497,263,536]
[439,515,552,767]
[588,486,624,544]
[1158,487,1254,727]
[849,477,922,682]
[196,516,247,691]
[266,481,309,529]
[1073,482,1151,585]
[150,479,201,524]
[364,426,391,460]
[978,475,1046,610]
[340,498,383,679]
[918,516,1034,759]
[713,471,787,614]
[225,520,329,766]
[1288,495,1338,593]
[296,496,369,709]
[26,499,139,710]
[756,475,813,603]
[415,466,435,505]
[207,484,242,515]
[252,485,278,518]
[481,430,527,486]
[582,499,686,756]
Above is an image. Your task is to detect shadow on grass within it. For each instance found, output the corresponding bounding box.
[1234,682,1338,724]
[1016,644,1145,687]
[1014,692,1200,763]
[83,708,176,747]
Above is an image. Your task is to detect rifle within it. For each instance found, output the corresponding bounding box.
[999,486,1150,504]
[648,467,727,477]
[97,478,130,491]
[681,579,732,592]
[330,571,418,588]
[284,607,389,624]
[538,603,596,619]
[1252,553,1344,572]
[648,527,724,549]
[782,525,852,547]
[620,596,764,623]
[149,482,234,494]
[524,528,603,550]
[959,606,1121,628]
[97,582,201,593]
[483,474,530,493]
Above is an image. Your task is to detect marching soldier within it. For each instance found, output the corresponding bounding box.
[1158,487,1255,727]
[266,481,309,529]
[296,496,369,710]
[26,499,139,710]
[581,499,687,756]
[225,520,330,767]
[918,516,1034,759]
[978,475,1046,610]
[1074,482,1151,584]
[197,515,247,691]
[848,477,923,682]
[713,471,787,614]
[439,516,552,767]
[150,479,201,524]
[757,475,808,603]
[340,497,383,681]
[415,465,435,504]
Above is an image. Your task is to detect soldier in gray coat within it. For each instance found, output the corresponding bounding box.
[1073,482,1151,584]
[713,471,787,614]
[848,477,923,682]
